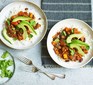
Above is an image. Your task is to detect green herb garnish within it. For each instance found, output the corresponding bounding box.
[13,38,17,41]
[0,51,13,78]
[28,34,33,39]
[30,20,36,26]
[1,51,9,59]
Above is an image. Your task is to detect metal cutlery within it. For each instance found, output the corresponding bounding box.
[16,56,65,80]
[16,56,32,65]
[21,65,65,80]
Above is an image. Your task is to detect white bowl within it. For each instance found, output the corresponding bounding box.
[0,1,47,49]
[47,19,93,68]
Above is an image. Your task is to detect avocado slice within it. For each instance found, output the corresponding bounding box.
[12,16,31,22]
[69,49,75,56]
[66,34,83,43]
[17,24,28,39]
[2,28,13,44]
[21,21,37,35]
[71,40,90,50]
[61,31,67,36]
[69,44,85,56]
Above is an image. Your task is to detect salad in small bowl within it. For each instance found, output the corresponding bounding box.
[47,19,93,68]
[0,49,15,84]
[0,1,47,49]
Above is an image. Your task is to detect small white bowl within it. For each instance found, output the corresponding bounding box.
[0,1,47,49]
[47,19,93,68]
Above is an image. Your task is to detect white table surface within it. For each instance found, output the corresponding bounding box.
[0,0,93,85]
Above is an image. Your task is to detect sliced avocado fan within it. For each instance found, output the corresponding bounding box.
[67,40,90,56]
[66,34,84,43]
[66,33,90,56]
[69,44,85,56]
[70,40,90,50]
[20,21,37,35]
[17,24,28,39]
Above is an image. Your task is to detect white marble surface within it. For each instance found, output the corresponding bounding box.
[0,0,93,85]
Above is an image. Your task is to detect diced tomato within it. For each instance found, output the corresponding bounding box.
[11,22,18,26]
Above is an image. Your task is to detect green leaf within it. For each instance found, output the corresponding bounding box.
[13,38,17,41]
[5,70,13,78]
[0,72,5,78]
[0,51,14,78]
[28,34,33,39]
[0,69,6,78]
[30,20,36,26]
[7,60,13,66]
[1,51,9,59]
[86,46,90,50]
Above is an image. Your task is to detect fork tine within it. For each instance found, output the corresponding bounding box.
[16,56,32,65]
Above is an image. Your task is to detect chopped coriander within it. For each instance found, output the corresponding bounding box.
[5,70,13,78]
[0,51,14,78]
[86,46,90,50]
[30,20,36,26]
[13,38,17,41]
[0,70,5,78]
[7,60,13,66]
[1,51,9,59]
[28,34,33,39]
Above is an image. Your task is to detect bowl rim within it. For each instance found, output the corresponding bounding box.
[0,48,15,84]
[0,1,48,50]
[47,18,93,69]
